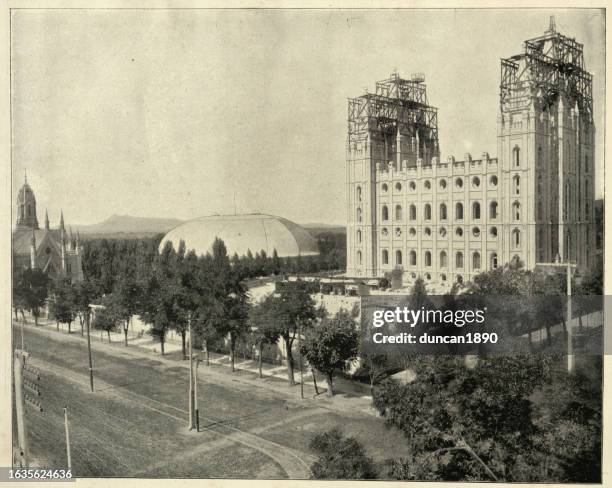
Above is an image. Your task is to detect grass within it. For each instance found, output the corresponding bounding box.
[14,324,411,478]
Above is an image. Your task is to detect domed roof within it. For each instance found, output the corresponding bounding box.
[159,214,319,258]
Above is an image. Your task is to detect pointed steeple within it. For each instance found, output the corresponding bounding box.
[44,209,49,230]
[60,209,65,232]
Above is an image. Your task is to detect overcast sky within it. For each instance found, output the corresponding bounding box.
[11,8,605,226]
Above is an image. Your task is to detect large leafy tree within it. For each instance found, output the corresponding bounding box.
[300,310,359,396]
[205,239,250,372]
[269,281,317,386]
[15,268,50,326]
[372,355,555,481]
[92,299,122,342]
[249,294,281,378]
[309,427,378,480]
[49,278,75,332]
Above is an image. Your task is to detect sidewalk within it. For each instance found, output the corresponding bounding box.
[14,315,380,417]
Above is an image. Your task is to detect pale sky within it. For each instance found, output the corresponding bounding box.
[11,9,605,226]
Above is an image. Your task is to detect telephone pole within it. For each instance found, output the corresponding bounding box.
[297,322,304,399]
[13,350,29,468]
[63,407,72,469]
[86,307,94,392]
[567,261,574,373]
[188,315,196,430]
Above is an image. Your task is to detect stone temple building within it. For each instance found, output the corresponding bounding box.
[346,20,596,288]
[12,175,84,283]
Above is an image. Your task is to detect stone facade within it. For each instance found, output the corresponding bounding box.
[346,23,596,289]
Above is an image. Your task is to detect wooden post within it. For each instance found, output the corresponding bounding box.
[13,351,29,467]
[86,308,94,392]
[63,407,72,469]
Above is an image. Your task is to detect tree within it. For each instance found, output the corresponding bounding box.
[300,310,359,396]
[12,271,28,322]
[249,294,281,378]
[268,281,317,386]
[17,268,49,326]
[72,280,97,336]
[206,238,250,372]
[309,427,378,479]
[372,355,554,481]
[92,301,121,342]
[111,274,142,347]
[49,279,75,332]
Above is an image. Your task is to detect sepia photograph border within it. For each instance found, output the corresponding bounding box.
[1,1,610,487]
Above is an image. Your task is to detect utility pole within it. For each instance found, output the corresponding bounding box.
[188,314,196,430]
[86,307,94,392]
[13,350,29,468]
[567,261,574,373]
[297,322,304,399]
[194,357,200,432]
[63,407,72,469]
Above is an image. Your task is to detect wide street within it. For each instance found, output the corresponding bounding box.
[12,320,410,478]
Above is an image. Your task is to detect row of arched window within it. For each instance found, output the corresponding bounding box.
[355,250,505,270]
[377,249,501,270]
[374,225,499,240]
[369,201,502,222]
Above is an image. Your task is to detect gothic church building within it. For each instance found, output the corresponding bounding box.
[12,175,84,283]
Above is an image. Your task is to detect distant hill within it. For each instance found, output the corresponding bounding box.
[74,214,183,236]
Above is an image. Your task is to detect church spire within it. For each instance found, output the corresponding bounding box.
[15,170,39,230]
[60,210,65,232]
[44,209,49,230]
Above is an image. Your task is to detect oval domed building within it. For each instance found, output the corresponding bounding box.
[159,213,319,258]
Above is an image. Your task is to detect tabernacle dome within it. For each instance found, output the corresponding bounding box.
[159,214,319,258]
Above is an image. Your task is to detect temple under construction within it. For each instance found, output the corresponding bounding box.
[346,18,596,288]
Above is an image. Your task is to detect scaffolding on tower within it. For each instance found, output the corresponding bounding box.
[500,18,593,121]
[347,72,439,159]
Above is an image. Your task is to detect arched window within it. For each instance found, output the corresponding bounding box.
[27,205,31,217]
[472,252,481,270]
[513,146,520,167]
[410,250,417,266]
[356,186,362,202]
[357,207,362,222]
[424,203,432,220]
[396,250,403,266]
[395,182,402,192]
[512,228,521,248]
[409,204,416,221]
[382,249,389,265]
[440,250,448,268]
[382,205,389,221]
[513,175,520,195]
[440,203,447,220]
[395,204,403,221]
[357,250,362,265]
[490,226,498,237]
[472,202,481,220]
[425,251,432,267]
[513,201,520,221]
[455,202,464,220]
[356,230,362,244]
[456,251,464,269]
[489,201,498,219]
[491,252,498,269]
